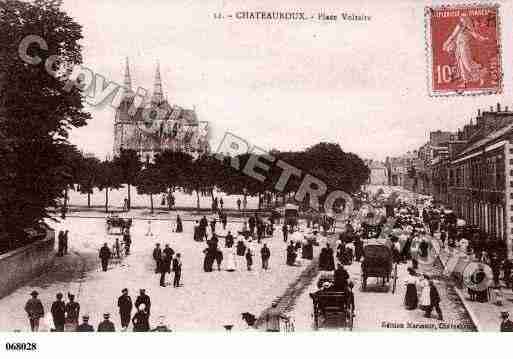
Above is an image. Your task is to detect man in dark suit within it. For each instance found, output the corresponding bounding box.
[152,243,162,273]
[117,288,133,330]
[172,253,182,287]
[99,243,111,272]
[76,315,94,332]
[97,313,115,332]
[51,292,66,331]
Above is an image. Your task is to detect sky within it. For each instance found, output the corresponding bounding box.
[60,0,513,161]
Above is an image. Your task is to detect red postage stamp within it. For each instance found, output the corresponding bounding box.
[425,4,502,96]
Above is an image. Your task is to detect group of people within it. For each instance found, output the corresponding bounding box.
[152,243,182,287]
[57,230,69,256]
[25,288,171,332]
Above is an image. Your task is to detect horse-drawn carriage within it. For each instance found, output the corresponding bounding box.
[106,214,132,235]
[360,243,393,291]
[309,275,354,330]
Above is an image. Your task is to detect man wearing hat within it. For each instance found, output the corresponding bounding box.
[65,293,80,330]
[76,315,94,332]
[99,242,112,272]
[500,311,513,332]
[117,288,133,330]
[98,313,116,332]
[24,290,44,332]
[51,293,66,331]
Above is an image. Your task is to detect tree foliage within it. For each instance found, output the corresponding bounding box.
[0,0,90,250]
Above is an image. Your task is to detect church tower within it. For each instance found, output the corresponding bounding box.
[113,57,138,156]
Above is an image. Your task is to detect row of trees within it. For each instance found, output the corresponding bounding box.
[70,142,370,214]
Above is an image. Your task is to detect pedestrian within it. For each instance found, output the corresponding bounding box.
[132,304,150,332]
[65,293,80,331]
[163,244,174,263]
[51,292,66,331]
[135,289,151,317]
[287,242,297,266]
[215,248,223,271]
[282,224,288,242]
[24,290,44,332]
[404,267,418,310]
[146,220,153,236]
[152,243,162,273]
[114,238,121,259]
[261,243,270,270]
[175,215,183,233]
[426,280,443,320]
[123,229,131,255]
[99,242,111,272]
[225,231,234,248]
[264,303,289,332]
[76,315,94,332]
[500,311,513,332]
[219,197,224,210]
[57,230,65,256]
[237,198,241,212]
[245,248,253,271]
[117,288,133,330]
[98,313,116,332]
[63,230,69,255]
[419,274,431,314]
[225,248,236,272]
[159,252,170,287]
[333,263,349,291]
[236,238,246,256]
[172,253,182,287]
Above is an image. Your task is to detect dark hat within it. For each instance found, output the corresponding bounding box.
[103,313,110,318]
[501,311,509,319]
[82,315,89,320]
[121,288,128,293]
[30,290,38,296]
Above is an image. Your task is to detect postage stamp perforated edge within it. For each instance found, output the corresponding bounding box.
[424,2,503,97]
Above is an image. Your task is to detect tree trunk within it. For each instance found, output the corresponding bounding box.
[87,192,91,208]
[196,191,200,210]
[63,187,68,218]
[127,183,131,210]
[150,193,154,214]
[105,188,109,213]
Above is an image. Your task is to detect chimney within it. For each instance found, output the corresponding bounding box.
[497,103,501,112]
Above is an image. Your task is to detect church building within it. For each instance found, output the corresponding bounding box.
[113,58,209,162]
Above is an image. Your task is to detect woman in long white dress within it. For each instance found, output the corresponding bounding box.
[225,248,236,272]
[419,274,431,314]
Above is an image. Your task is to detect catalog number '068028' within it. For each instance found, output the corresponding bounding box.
[5,342,37,351]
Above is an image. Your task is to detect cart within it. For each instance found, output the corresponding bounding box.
[360,244,393,291]
[106,215,132,235]
[309,290,354,330]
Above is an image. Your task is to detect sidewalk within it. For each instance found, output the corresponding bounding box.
[432,233,511,332]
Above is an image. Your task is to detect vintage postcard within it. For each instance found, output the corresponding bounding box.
[2,0,513,355]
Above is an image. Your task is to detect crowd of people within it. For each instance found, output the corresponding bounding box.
[24,288,172,332]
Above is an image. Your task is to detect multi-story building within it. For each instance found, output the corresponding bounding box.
[365,160,388,185]
[113,59,209,162]
[445,104,513,259]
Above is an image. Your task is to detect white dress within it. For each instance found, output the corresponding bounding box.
[225,249,236,271]
[419,279,431,309]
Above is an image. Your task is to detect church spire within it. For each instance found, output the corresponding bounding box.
[151,61,164,105]
[123,57,134,97]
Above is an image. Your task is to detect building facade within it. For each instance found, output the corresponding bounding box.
[365,160,388,185]
[113,59,209,162]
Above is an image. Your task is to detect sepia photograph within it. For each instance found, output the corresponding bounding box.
[1,0,513,356]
